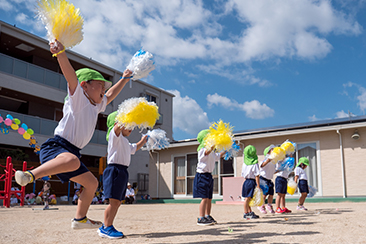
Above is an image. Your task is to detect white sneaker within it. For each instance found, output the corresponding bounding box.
[15,171,32,186]
[71,218,103,229]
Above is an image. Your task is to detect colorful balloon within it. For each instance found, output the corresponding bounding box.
[21,123,28,130]
[6,114,13,120]
[27,128,34,135]
[23,132,31,140]
[13,118,21,125]
[18,127,25,135]
[11,123,19,130]
[0,116,3,123]
[4,118,12,126]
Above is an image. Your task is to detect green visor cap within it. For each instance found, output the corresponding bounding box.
[244,145,258,165]
[76,68,112,90]
[197,129,210,152]
[264,144,276,155]
[297,157,309,167]
[106,111,118,141]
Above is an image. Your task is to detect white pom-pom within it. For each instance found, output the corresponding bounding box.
[127,49,155,80]
[145,129,170,150]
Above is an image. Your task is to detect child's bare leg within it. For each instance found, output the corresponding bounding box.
[275,194,283,209]
[267,195,274,205]
[298,192,307,205]
[280,195,286,208]
[70,171,98,219]
[244,197,251,213]
[199,198,208,217]
[205,199,212,216]
[104,198,121,227]
[31,153,80,180]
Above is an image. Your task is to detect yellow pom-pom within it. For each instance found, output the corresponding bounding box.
[269,147,286,163]
[37,0,84,49]
[281,141,295,155]
[249,188,264,207]
[116,97,160,130]
[204,120,234,152]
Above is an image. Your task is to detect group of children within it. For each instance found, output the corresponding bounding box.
[193,133,311,225]
[12,38,311,239]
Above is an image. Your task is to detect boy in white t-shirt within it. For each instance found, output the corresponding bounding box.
[125,182,135,204]
[274,155,294,214]
[294,157,310,211]
[242,145,261,219]
[98,111,147,239]
[193,129,225,226]
[15,40,133,229]
[257,144,276,214]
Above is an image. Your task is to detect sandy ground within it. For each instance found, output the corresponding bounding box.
[0,201,365,244]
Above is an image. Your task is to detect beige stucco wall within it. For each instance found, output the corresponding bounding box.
[155,126,366,199]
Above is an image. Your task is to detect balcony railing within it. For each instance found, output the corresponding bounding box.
[0,52,67,90]
[0,109,107,145]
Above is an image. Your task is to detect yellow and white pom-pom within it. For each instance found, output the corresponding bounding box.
[280,140,295,155]
[269,147,286,164]
[116,97,159,130]
[249,188,264,207]
[204,120,234,152]
[37,0,84,49]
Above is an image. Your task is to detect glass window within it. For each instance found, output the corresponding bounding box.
[174,156,186,194]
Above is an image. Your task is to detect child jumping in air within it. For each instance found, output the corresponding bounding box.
[98,111,147,239]
[242,145,260,219]
[15,39,132,229]
[294,157,310,211]
[193,129,225,226]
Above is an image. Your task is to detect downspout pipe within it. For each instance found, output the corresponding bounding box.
[156,152,160,199]
[336,130,347,198]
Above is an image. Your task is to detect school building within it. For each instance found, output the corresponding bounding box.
[0,20,174,197]
[149,116,366,200]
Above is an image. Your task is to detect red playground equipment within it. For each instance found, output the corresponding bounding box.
[0,156,29,208]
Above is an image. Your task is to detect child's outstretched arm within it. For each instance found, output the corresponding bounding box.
[255,175,260,189]
[136,135,148,151]
[50,40,78,95]
[105,69,133,105]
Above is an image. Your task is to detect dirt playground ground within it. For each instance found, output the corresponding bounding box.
[0,201,365,243]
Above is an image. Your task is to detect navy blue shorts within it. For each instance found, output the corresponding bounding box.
[242,178,256,198]
[260,176,274,196]
[275,176,287,194]
[298,179,309,193]
[39,136,88,183]
[193,172,213,199]
[103,164,129,201]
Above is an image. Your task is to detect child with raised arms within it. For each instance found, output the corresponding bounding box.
[98,111,147,239]
[294,157,310,211]
[242,145,260,219]
[193,129,225,226]
[274,155,294,214]
[15,40,132,229]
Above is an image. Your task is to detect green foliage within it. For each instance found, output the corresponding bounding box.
[0,148,30,161]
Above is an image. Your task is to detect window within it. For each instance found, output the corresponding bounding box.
[138,173,149,192]
[145,94,157,103]
[173,153,235,195]
[296,142,319,189]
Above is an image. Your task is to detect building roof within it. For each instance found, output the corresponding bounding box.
[169,115,366,148]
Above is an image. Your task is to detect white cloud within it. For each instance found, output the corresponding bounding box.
[207,93,274,119]
[336,110,349,118]
[0,1,13,11]
[308,115,319,121]
[342,82,366,112]
[168,89,210,137]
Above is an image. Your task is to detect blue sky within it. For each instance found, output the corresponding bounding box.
[1,0,366,141]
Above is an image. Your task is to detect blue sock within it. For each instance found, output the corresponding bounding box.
[74,216,87,221]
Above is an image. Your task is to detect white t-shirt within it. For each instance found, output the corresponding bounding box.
[259,155,276,180]
[241,163,260,179]
[126,188,135,199]
[54,83,107,149]
[275,168,291,179]
[107,128,137,166]
[295,167,308,180]
[196,148,221,173]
